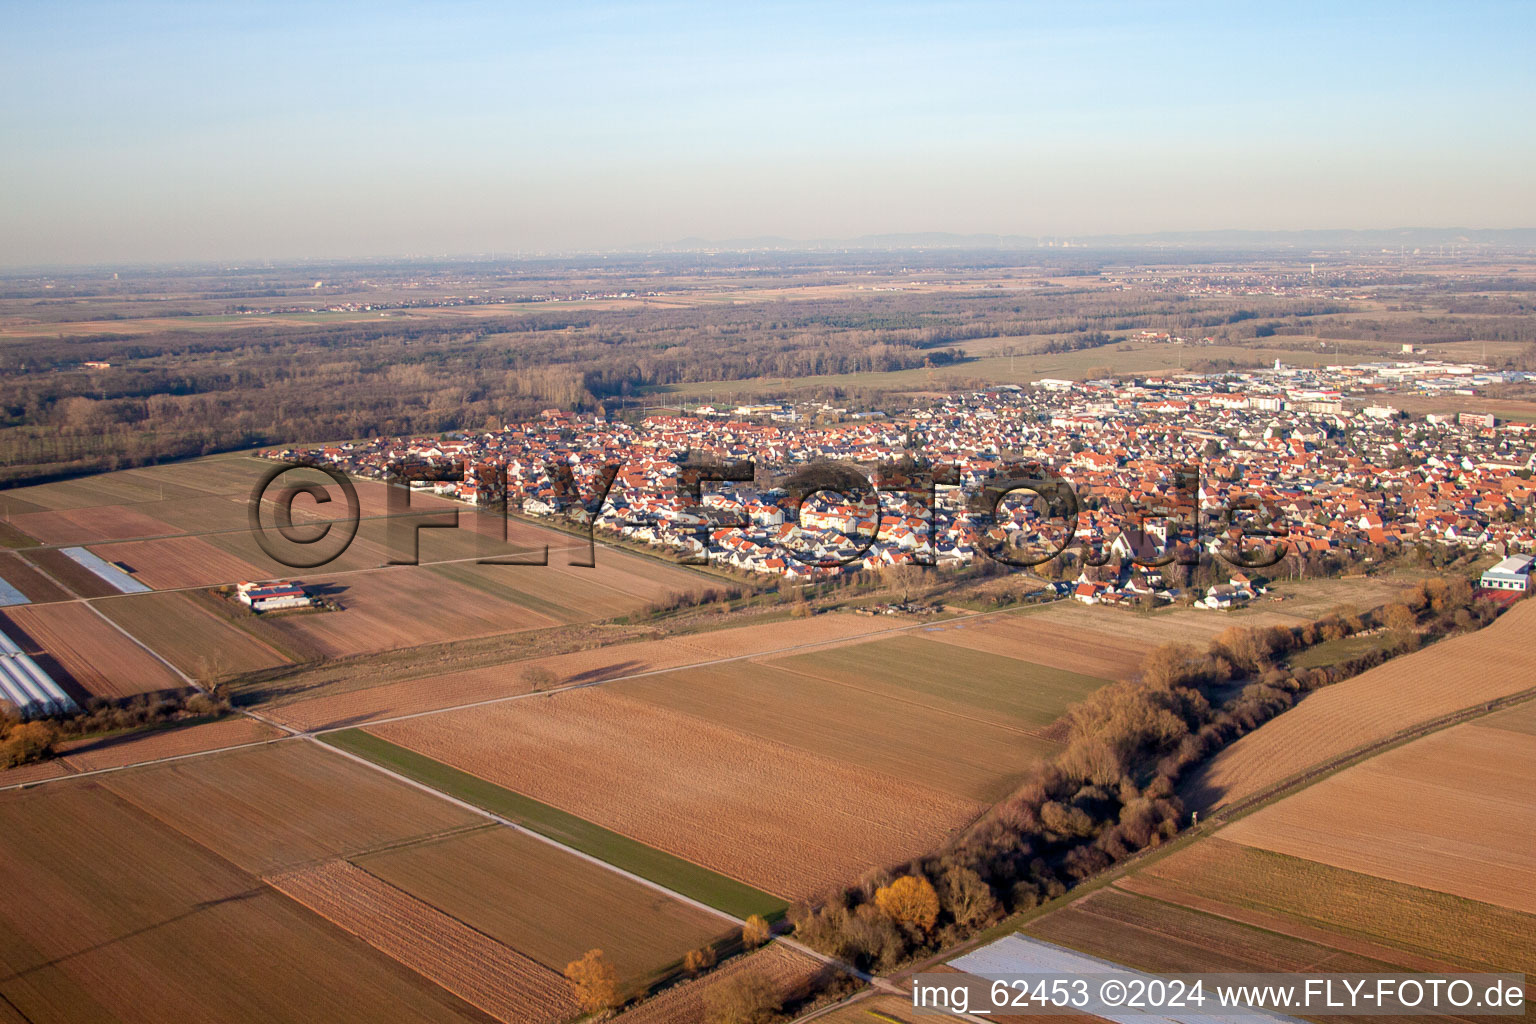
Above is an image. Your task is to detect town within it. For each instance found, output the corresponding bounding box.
[268,357,1536,609]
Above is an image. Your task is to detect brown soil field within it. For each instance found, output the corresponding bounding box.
[141,454,305,495]
[259,656,550,731]
[1129,838,1536,974]
[90,535,269,589]
[613,944,829,1024]
[615,661,1058,803]
[269,858,577,1024]
[679,612,919,660]
[423,540,716,620]
[0,495,48,517]
[9,505,176,546]
[129,492,255,536]
[0,602,186,698]
[2,469,205,510]
[1389,392,1536,421]
[357,827,729,987]
[550,550,706,600]
[99,741,481,875]
[254,569,559,659]
[265,611,911,731]
[1027,886,1400,975]
[0,550,70,603]
[1019,599,1266,647]
[371,689,981,901]
[1481,698,1536,736]
[0,757,76,787]
[809,995,924,1024]
[96,591,292,678]
[920,612,1147,681]
[1218,722,1536,915]
[199,518,391,579]
[19,546,122,598]
[427,561,622,625]
[813,995,1097,1024]
[0,781,494,1023]
[1185,598,1536,811]
[765,634,1108,734]
[180,586,333,663]
[276,475,462,523]
[57,716,283,773]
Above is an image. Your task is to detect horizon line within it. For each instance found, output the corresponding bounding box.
[5,225,1536,274]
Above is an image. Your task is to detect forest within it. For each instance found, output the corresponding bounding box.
[0,285,1292,484]
[0,256,1527,486]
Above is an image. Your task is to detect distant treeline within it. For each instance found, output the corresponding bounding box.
[0,288,1341,485]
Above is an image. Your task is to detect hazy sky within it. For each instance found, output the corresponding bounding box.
[4,1,1534,266]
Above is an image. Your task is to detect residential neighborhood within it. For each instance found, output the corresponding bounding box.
[269,358,1536,602]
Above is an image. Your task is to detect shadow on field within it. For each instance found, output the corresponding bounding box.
[563,660,647,685]
[303,582,349,599]
[0,888,267,983]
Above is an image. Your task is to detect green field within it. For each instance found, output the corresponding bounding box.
[321,729,786,920]
[1288,632,1397,670]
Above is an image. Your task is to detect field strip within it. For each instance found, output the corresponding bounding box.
[176,591,291,664]
[7,545,586,608]
[319,729,786,919]
[1206,685,1536,826]
[74,596,199,688]
[1109,875,1471,973]
[307,606,1024,735]
[303,713,869,987]
[267,858,578,1024]
[5,604,1031,793]
[766,661,1054,739]
[0,732,287,792]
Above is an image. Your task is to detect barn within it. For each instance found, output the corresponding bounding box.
[236,580,314,612]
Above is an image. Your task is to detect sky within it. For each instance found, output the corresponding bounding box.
[3,0,1535,266]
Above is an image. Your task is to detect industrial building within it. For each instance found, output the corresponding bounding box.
[1480,553,1534,593]
[0,627,78,718]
